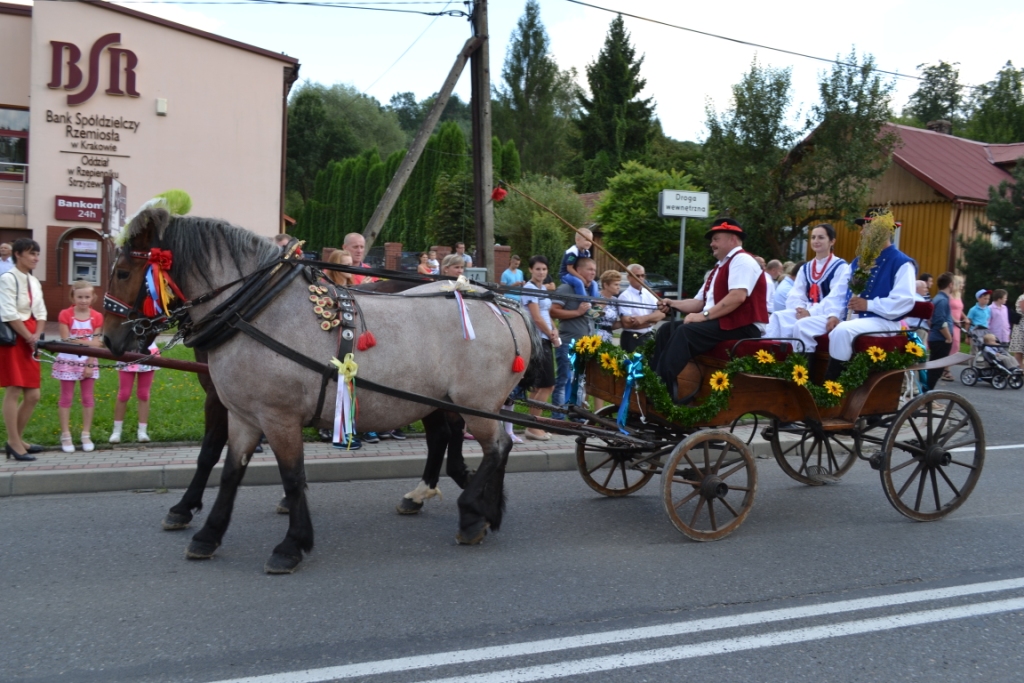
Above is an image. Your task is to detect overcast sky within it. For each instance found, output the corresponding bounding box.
[19,0,1024,141]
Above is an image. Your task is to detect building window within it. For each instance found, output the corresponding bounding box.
[0,107,29,181]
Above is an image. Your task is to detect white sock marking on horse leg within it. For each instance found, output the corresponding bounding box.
[403,480,442,504]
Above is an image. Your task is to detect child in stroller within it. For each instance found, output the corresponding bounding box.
[961,329,1024,389]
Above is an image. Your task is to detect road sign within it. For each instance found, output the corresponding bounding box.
[658,190,709,218]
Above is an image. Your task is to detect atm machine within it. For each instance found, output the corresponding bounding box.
[69,239,101,285]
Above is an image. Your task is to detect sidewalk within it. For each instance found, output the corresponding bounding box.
[0,430,776,498]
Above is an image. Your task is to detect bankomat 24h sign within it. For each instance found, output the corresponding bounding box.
[48,33,139,106]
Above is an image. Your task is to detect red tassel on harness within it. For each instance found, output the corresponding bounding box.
[357,330,376,351]
[142,297,158,317]
[512,355,525,373]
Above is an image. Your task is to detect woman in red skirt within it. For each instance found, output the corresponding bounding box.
[1,238,48,461]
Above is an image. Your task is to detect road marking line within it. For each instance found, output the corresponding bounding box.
[416,597,1024,683]
[951,443,1024,452]
[208,577,1024,683]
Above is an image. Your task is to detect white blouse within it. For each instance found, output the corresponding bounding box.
[0,268,47,323]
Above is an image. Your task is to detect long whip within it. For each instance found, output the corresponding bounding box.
[498,179,665,301]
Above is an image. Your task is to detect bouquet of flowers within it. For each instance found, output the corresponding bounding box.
[848,209,896,296]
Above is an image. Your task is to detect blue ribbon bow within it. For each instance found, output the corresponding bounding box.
[617,353,644,433]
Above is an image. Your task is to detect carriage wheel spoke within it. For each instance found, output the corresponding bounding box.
[620,462,630,489]
[713,442,729,474]
[934,401,954,440]
[798,440,815,475]
[926,401,934,441]
[914,465,928,512]
[671,478,702,487]
[893,441,926,457]
[949,458,978,470]
[708,500,718,531]
[944,437,978,451]
[587,455,614,476]
[897,462,924,497]
[726,485,751,492]
[930,467,942,511]
[689,497,706,528]
[673,487,701,510]
[889,456,920,473]
[828,435,857,455]
[937,466,962,498]
[601,463,617,488]
[938,416,970,446]
[777,435,804,458]
[703,442,711,473]
[681,451,705,478]
[907,418,927,447]
[823,438,839,472]
[719,461,747,481]
[719,497,740,518]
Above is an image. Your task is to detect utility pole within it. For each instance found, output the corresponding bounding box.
[469,0,494,280]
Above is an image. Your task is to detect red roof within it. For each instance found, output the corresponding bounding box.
[887,124,1021,203]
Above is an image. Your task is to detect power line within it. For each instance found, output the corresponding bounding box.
[98,0,468,17]
[561,0,980,90]
[364,0,462,92]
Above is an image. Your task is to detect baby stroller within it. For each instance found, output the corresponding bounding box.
[960,327,1024,389]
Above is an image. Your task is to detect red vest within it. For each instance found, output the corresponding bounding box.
[710,250,769,331]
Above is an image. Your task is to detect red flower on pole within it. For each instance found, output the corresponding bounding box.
[491,187,508,203]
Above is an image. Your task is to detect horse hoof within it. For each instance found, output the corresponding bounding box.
[456,521,489,545]
[162,511,192,531]
[185,540,219,559]
[265,553,302,574]
[396,498,424,515]
[275,497,290,515]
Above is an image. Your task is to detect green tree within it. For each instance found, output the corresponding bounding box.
[569,14,656,192]
[594,161,713,295]
[494,174,587,263]
[318,83,406,157]
[530,212,568,281]
[963,61,1024,143]
[502,139,521,182]
[492,1,575,176]
[425,172,474,250]
[959,159,1024,305]
[903,61,964,128]
[387,91,473,143]
[703,53,897,258]
[286,87,358,200]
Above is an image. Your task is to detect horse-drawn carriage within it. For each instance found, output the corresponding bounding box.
[569,319,983,542]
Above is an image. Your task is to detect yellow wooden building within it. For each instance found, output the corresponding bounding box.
[828,123,1024,280]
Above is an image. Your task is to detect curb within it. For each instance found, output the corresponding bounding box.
[0,439,776,498]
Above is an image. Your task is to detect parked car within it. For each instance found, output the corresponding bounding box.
[618,271,679,298]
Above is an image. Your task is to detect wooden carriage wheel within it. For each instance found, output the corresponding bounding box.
[575,405,658,497]
[767,420,860,486]
[661,430,757,541]
[879,391,985,521]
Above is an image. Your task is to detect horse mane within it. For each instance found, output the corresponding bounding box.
[124,208,281,287]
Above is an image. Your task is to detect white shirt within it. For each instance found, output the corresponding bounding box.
[0,268,47,323]
[0,258,13,276]
[763,272,776,313]
[787,255,852,317]
[617,285,659,333]
[521,281,554,341]
[695,246,765,332]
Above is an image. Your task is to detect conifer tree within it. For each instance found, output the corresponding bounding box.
[570,14,655,192]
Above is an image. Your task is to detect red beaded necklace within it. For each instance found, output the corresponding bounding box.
[807,252,833,303]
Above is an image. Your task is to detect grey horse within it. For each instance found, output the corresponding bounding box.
[103,208,538,574]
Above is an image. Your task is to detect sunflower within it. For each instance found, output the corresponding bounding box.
[824,380,844,397]
[791,364,809,386]
[574,338,588,353]
[599,352,616,371]
[586,335,602,353]
[612,361,624,378]
[755,349,776,364]
[866,345,886,363]
[709,371,730,392]
[905,341,924,357]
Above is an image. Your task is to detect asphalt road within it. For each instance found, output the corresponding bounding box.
[2,379,1024,683]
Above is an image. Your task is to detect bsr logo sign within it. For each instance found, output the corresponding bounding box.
[48,33,139,106]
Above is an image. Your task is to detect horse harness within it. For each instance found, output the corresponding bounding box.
[105,244,531,427]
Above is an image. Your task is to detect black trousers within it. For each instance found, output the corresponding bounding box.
[652,320,762,389]
[926,339,952,391]
[620,330,652,354]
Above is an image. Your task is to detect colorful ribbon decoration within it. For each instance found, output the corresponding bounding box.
[453,290,476,340]
[330,353,359,448]
[144,248,185,316]
[617,353,644,434]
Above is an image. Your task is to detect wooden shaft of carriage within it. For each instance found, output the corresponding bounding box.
[500,180,665,302]
[37,340,209,374]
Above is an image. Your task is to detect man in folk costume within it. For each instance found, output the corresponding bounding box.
[766,223,850,341]
[797,211,916,378]
[653,218,768,399]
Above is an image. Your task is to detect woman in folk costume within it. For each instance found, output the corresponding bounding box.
[765,223,849,342]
